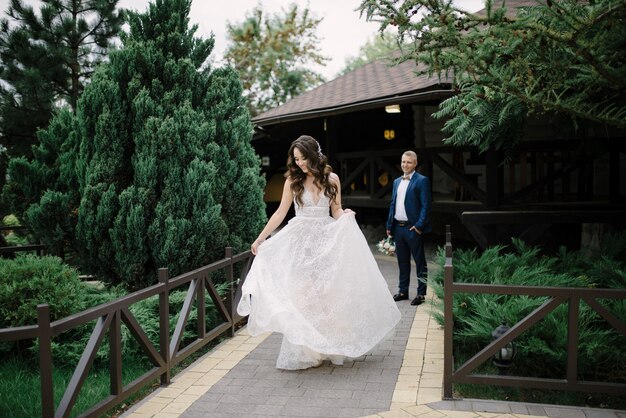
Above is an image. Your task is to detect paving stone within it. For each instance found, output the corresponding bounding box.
[584,409,621,418]
[251,404,284,416]
[227,377,255,386]
[264,396,290,406]
[216,394,272,405]
[302,388,354,399]
[251,378,291,388]
[212,401,257,414]
[337,408,384,417]
[543,406,586,418]
[270,387,308,397]
[124,250,626,418]
[471,401,512,413]
[182,399,218,413]
[287,396,360,408]
[279,404,340,417]
[357,396,393,409]
[329,380,368,390]
[203,384,242,395]
[527,404,550,416]
[508,402,529,414]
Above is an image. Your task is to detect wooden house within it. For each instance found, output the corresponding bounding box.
[250,7,626,249]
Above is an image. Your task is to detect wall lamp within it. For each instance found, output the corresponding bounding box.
[385,104,401,113]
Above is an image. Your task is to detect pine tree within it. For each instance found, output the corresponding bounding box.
[0,0,125,216]
[71,0,266,289]
[358,0,626,150]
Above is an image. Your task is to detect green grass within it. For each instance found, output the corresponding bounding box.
[0,355,155,418]
[0,335,226,418]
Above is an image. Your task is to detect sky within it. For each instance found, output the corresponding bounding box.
[124,0,487,79]
[2,0,486,80]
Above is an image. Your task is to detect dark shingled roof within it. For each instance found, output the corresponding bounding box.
[252,59,453,125]
[251,0,540,126]
[473,0,540,16]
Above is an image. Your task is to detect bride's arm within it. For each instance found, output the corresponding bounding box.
[330,173,354,219]
[251,178,293,255]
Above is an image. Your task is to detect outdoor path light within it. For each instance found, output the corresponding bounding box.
[491,320,517,375]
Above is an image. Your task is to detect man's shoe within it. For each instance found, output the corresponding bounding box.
[393,292,409,301]
[411,295,425,306]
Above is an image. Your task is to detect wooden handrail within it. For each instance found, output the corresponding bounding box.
[0,244,45,254]
[442,226,626,398]
[0,247,254,417]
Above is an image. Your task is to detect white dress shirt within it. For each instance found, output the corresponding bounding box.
[394,172,414,221]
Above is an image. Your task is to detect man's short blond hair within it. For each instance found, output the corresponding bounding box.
[402,150,418,162]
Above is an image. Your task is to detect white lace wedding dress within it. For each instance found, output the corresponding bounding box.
[237,189,401,370]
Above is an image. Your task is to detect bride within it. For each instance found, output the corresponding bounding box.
[237,135,401,370]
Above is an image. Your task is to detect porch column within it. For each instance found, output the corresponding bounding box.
[414,106,432,178]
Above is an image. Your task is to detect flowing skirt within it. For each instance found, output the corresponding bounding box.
[237,212,401,370]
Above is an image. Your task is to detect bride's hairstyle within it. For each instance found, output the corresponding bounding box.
[285,135,338,207]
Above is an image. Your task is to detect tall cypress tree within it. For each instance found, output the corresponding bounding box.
[73,0,266,289]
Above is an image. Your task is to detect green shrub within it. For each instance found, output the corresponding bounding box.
[1,214,31,246]
[0,250,233,368]
[3,231,29,246]
[432,234,626,383]
[2,214,20,227]
[0,254,86,328]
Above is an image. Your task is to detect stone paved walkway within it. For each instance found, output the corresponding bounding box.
[122,251,626,418]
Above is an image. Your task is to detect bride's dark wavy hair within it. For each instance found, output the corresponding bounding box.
[285,135,337,207]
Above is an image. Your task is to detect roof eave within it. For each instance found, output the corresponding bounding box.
[252,88,455,127]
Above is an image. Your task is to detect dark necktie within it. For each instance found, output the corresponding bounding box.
[402,175,410,180]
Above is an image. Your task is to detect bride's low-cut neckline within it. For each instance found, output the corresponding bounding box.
[303,187,323,206]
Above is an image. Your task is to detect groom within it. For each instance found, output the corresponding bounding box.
[386,151,432,306]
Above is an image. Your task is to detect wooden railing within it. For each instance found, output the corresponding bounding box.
[0,226,45,256]
[0,247,253,418]
[442,225,626,398]
[334,149,404,208]
[333,138,625,208]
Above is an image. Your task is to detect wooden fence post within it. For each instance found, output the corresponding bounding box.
[225,247,235,337]
[38,304,54,418]
[158,268,171,385]
[443,225,454,399]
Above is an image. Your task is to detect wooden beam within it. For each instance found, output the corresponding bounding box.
[518,223,551,245]
[430,153,487,204]
[485,148,502,207]
[463,222,488,249]
[462,210,626,225]
[341,158,370,192]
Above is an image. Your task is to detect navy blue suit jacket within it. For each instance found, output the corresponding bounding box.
[386,172,432,234]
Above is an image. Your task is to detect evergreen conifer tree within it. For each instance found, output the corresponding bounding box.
[4,109,80,256]
[76,0,265,288]
[72,0,266,289]
[0,0,124,216]
[358,0,626,150]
